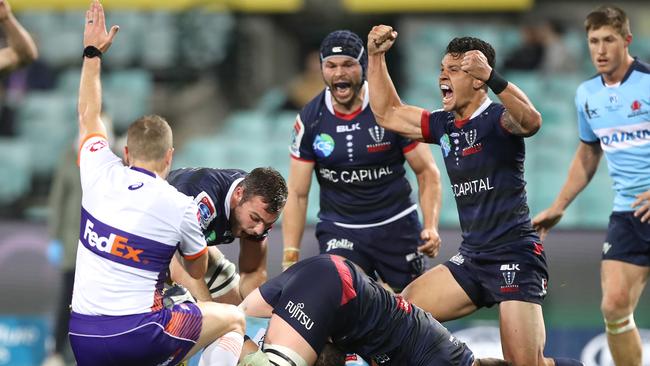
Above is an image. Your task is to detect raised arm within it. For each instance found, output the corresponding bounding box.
[367,25,427,141]
[0,0,37,72]
[460,50,542,137]
[78,0,118,140]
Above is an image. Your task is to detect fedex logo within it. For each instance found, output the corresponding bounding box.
[83,220,143,262]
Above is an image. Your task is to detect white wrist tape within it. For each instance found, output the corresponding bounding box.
[206,255,240,298]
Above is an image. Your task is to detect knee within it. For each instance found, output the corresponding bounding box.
[228,305,246,333]
[601,291,634,320]
[204,303,246,334]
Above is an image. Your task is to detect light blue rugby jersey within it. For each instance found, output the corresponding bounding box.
[576,58,650,212]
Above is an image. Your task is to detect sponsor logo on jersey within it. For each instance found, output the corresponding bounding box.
[194,191,216,231]
[337,123,361,133]
[82,219,143,263]
[584,101,599,119]
[440,134,451,157]
[88,139,107,152]
[451,177,494,197]
[285,301,314,330]
[325,238,354,252]
[628,100,649,118]
[313,133,335,158]
[595,122,650,152]
[319,166,394,184]
[290,117,305,157]
[128,182,144,190]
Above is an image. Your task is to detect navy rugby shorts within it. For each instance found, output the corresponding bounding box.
[316,211,423,291]
[604,211,650,266]
[443,241,549,307]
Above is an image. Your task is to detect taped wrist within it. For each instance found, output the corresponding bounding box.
[282,247,300,271]
[206,255,240,298]
[605,313,636,335]
[486,69,508,94]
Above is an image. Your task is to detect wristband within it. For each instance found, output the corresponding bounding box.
[283,247,300,252]
[486,69,508,94]
[83,45,103,59]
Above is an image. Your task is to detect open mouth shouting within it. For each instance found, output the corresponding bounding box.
[441,84,453,106]
[332,81,353,100]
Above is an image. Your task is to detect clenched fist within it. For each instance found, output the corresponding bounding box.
[368,25,398,56]
[460,50,492,82]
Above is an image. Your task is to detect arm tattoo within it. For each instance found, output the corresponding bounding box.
[500,110,533,137]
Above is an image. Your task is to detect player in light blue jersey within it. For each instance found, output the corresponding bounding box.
[534,6,649,366]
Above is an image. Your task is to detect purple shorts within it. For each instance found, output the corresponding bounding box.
[69,302,202,366]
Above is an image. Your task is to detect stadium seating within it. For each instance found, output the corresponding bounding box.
[0,138,32,205]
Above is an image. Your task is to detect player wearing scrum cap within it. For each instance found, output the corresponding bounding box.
[282,30,442,293]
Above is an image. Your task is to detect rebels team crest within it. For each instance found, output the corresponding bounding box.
[194,191,216,230]
[367,126,391,153]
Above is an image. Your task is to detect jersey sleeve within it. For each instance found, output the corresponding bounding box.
[420,109,448,145]
[78,134,122,191]
[289,112,315,161]
[178,202,208,259]
[397,134,419,153]
[575,93,599,143]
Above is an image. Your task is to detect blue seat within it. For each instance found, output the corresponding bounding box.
[0,138,32,204]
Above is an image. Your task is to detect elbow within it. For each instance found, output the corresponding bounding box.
[522,111,542,137]
[22,45,38,65]
[25,47,38,64]
[15,45,38,67]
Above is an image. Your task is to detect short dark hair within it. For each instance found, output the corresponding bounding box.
[240,167,288,214]
[445,37,497,68]
[584,5,631,39]
[314,343,346,366]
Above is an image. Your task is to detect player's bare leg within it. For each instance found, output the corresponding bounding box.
[401,264,476,321]
[601,260,649,366]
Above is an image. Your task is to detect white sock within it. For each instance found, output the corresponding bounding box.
[198,331,244,366]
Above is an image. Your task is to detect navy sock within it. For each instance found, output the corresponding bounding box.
[553,358,584,366]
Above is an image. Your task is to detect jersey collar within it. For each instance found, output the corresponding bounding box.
[455,97,493,128]
[601,57,639,86]
[224,177,244,220]
[129,166,157,178]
